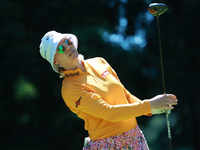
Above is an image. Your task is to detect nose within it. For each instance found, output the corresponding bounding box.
[64,43,72,53]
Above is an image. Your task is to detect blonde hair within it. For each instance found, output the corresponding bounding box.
[57,54,84,78]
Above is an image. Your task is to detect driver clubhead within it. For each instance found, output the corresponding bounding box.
[148,3,168,16]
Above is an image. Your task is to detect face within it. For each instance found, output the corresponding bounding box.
[54,37,79,67]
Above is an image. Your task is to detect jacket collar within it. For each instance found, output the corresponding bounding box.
[63,60,89,78]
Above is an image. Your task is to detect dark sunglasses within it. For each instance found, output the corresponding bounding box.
[57,38,73,54]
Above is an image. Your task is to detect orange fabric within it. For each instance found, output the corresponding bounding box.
[61,57,151,140]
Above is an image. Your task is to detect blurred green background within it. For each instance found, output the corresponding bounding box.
[1,0,199,149]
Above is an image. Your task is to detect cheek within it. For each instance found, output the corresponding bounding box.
[54,53,60,64]
[54,53,68,64]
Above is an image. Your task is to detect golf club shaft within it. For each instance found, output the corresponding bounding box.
[156,15,166,94]
[166,111,172,150]
[156,14,172,150]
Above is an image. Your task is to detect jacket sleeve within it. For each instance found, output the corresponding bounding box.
[62,82,151,122]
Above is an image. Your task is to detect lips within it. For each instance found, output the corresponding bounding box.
[69,50,75,57]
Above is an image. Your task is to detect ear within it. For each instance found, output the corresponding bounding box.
[54,61,59,65]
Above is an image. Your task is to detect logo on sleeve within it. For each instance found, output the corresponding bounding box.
[75,97,82,108]
[102,70,110,77]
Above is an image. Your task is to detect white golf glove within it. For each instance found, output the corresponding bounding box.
[151,108,171,115]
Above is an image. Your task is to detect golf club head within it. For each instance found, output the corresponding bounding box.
[148,3,168,16]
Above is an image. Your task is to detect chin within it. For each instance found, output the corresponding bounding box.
[78,54,84,60]
[71,53,79,61]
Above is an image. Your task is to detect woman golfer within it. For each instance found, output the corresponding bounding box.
[39,30,178,150]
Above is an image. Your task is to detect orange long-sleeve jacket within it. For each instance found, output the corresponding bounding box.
[61,57,151,140]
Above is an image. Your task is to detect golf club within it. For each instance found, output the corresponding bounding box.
[148,3,172,150]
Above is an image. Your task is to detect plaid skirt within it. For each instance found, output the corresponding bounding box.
[83,125,149,150]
